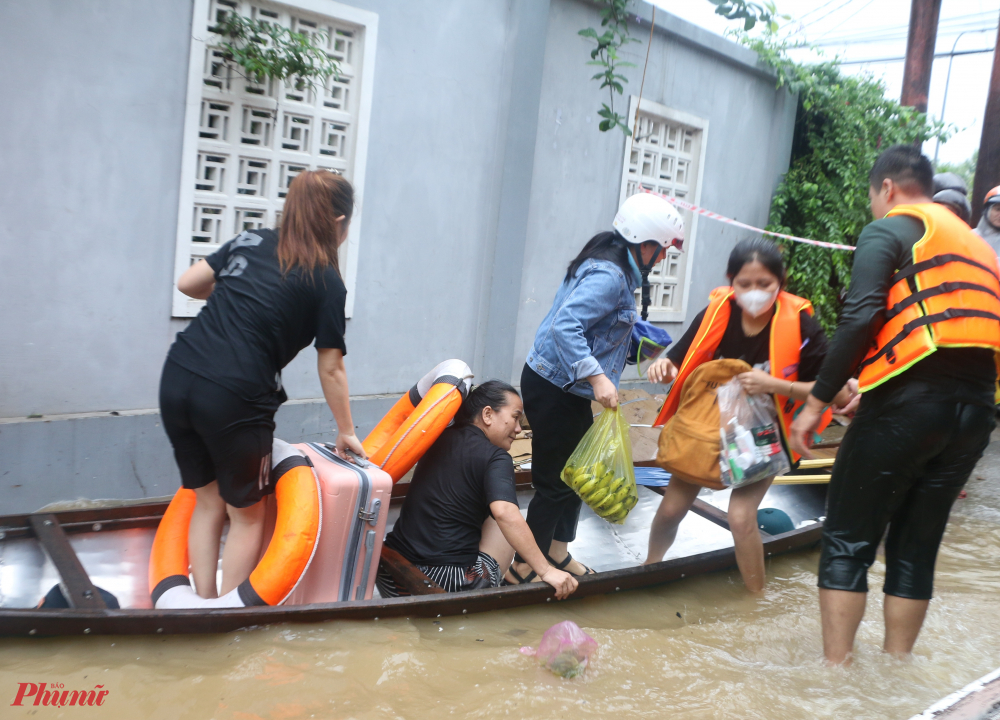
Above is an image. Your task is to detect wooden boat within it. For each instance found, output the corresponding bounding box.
[909,666,1000,720]
[0,447,837,638]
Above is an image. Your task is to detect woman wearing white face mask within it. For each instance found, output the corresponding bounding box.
[644,238,856,592]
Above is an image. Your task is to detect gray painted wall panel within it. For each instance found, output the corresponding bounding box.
[0,0,193,417]
[0,395,399,514]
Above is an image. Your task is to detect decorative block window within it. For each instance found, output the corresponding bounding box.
[173,0,378,318]
[619,97,709,323]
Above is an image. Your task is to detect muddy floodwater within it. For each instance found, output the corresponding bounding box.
[4,444,1000,719]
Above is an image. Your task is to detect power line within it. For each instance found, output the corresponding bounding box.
[813,0,879,41]
[814,12,997,41]
[838,46,994,65]
[799,0,861,31]
[815,12,999,46]
[790,0,843,25]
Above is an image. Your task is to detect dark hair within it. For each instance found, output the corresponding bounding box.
[869,145,934,197]
[565,231,630,281]
[279,170,354,274]
[726,237,786,285]
[454,380,519,427]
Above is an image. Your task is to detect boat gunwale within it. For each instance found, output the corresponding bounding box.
[0,524,823,636]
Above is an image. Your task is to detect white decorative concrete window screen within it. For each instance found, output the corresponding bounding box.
[234,207,267,234]
[192,204,224,246]
[619,97,709,323]
[281,113,312,151]
[237,157,269,196]
[200,100,231,140]
[203,47,232,91]
[174,0,377,318]
[195,152,228,193]
[278,162,308,198]
[240,106,273,146]
[319,119,347,156]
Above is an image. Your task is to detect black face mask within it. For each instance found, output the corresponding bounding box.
[635,241,662,321]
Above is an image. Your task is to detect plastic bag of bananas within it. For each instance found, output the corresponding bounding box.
[560,408,638,524]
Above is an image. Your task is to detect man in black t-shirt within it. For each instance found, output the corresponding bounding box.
[791,146,999,666]
[376,382,577,599]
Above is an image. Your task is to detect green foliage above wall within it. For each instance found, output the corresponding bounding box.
[581,1,781,136]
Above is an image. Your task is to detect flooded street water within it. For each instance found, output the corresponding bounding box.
[4,438,1000,719]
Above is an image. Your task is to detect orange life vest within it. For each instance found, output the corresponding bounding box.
[653,287,831,463]
[857,203,1000,393]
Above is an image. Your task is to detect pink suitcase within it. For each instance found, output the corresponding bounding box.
[261,442,392,604]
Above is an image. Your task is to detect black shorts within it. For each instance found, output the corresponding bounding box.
[159,359,276,508]
[818,386,994,600]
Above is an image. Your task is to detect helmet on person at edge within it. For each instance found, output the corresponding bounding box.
[932,172,968,196]
[933,188,972,225]
[613,192,685,251]
[985,186,1000,207]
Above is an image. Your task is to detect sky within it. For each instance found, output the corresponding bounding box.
[648,0,1000,168]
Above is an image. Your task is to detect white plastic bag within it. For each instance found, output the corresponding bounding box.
[716,377,790,488]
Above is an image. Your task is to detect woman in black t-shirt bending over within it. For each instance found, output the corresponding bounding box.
[160,170,366,600]
[376,381,577,600]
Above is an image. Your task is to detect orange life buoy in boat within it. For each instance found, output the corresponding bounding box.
[148,440,321,609]
[363,359,473,482]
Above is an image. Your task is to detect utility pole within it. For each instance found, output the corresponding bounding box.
[972,17,1000,227]
[900,0,942,114]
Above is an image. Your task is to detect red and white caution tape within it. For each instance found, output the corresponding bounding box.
[639,186,856,252]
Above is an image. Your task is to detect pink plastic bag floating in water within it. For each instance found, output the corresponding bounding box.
[520,621,598,678]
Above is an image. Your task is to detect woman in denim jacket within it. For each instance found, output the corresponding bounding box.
[507,193,685,583]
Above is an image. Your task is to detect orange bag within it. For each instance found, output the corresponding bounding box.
[655,358,750,490]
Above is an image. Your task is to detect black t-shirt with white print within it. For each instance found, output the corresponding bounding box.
[167,228,347,410]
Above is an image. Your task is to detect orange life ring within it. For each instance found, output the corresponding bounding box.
[363,359,473,482]
[148,440,321,608]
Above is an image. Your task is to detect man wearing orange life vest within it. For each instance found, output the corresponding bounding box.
[790,145,1000,666]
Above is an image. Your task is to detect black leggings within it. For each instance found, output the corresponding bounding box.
[516,365,594,562]
[819,388,994,600]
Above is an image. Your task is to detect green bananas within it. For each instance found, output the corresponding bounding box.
[561,461,639,524]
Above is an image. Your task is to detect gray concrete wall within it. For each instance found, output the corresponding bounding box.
[0,0,796,512]
[0,0,193,418]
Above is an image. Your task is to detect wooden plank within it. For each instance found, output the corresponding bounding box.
[647,489,773,537]
[909,666,1000,720]
[798,458,835,469]
[29,515,107,609]
[378,546,445,595]
[773,474,831,485]
[0,502,172,539]
[691,498,731,530]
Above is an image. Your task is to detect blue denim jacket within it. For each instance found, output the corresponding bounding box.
[526,258,639,399]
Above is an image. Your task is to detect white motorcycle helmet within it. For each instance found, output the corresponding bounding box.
[612,192,685,320]
[613,192,685,250]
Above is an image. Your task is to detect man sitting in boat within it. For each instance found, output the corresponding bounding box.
[375,381,578,599]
